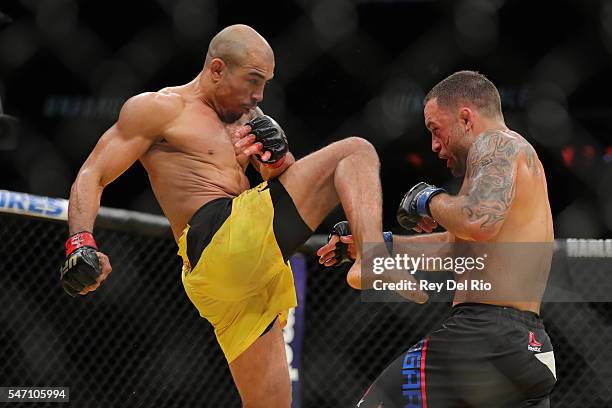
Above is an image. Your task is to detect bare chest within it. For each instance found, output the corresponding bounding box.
[143,108,248,168]
[169,114,234,157]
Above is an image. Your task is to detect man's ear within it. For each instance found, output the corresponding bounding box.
[209,58,226,82]
[459,107,474,132]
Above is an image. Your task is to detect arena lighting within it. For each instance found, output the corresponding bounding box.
[604,146,612,163]
[406,152,424,168]
[560,144,612,168]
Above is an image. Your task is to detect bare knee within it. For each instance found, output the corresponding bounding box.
[341,136,376,154]
[338,137,380,171]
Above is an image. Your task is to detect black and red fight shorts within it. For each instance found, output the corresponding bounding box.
[356,303,557,408]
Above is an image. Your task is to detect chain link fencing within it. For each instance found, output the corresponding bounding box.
[1,211,612,407]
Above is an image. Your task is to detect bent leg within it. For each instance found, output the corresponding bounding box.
[229,319,291,408]
[278,137,383,286]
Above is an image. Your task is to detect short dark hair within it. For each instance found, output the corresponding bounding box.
[424,70,503,118]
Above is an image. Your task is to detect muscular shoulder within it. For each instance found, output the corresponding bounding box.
[467,130,519,174]
[116,91,184,138]
[467,129,540,178]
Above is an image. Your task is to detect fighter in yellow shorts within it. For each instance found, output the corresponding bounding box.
[59,24,398,408]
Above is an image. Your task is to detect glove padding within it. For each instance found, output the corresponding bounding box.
[60,233,101,296]
[246,115,289,166]
[328,221,353,264]
[397,182,446,230]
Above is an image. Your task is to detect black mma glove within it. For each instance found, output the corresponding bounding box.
[327,221,394,264]
[246,115,289,167]
[328,221,353,264]
[397,182,446,230]
[60,231,101,297]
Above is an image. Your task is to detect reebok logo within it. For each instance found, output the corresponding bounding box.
[528,331,542,352]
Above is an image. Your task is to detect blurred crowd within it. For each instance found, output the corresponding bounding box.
[1,0,611,237]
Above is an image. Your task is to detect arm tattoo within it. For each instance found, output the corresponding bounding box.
[463,130,519,230]
[524,143,541,176]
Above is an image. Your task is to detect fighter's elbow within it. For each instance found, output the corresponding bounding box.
[74,167,105,191]
[464,221,501,242]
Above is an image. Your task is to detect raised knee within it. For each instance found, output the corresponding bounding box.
[342,136,376,153]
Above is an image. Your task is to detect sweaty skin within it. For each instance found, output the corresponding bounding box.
[68,25,289,244]
[428,129,553,314]
[419,98,553,315]
[140,86,253,241]
[67,25,303,408]
[318,98,553,314]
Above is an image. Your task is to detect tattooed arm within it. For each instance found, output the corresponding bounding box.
[428,130,519,241]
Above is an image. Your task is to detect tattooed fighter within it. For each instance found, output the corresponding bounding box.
[319,71,557,407]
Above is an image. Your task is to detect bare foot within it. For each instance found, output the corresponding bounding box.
[346,259,362,289]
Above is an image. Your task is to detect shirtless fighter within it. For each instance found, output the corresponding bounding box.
[58,24,387,407]
[318,71,557,407]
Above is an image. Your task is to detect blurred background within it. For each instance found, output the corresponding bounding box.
[1,0,612,407]
[1,0,611,236]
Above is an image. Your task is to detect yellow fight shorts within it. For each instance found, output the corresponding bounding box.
[177,179,312,363]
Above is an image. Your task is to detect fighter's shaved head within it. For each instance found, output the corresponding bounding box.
[204,24,273,68]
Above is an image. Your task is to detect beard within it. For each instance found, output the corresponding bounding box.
[448,122,468,177]
[222,111,242,123]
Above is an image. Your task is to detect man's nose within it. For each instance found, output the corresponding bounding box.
[432,138,441,153]
[252,89,264,104]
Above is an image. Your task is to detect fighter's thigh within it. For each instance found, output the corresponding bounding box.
[356,338,435,408]
[229,320,291,408]
[279,136,376,229]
